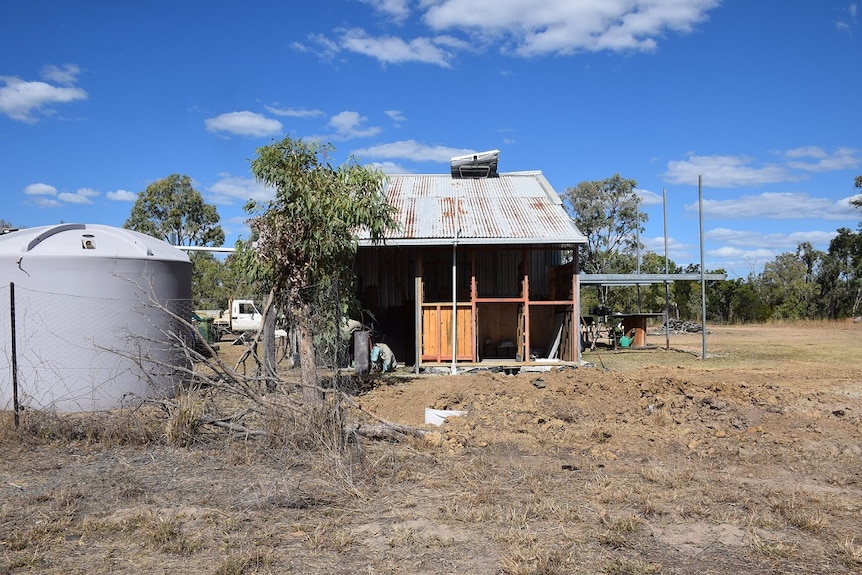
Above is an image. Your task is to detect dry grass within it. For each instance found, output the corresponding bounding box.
[2,322,861,574]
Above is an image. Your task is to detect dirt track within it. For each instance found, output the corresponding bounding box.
[2,323,861,574]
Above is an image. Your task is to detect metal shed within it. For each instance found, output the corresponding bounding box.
[356,165,587,371]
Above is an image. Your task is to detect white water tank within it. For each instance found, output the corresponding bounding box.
[0,223,192,411]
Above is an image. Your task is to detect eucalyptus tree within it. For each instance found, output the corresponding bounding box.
[562,174,645,305]
[817,228,862,318]
[124,174,224,247]
[246,136,397,402]
[757,250,821,320]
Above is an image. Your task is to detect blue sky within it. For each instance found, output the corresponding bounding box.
[2,0,860,279]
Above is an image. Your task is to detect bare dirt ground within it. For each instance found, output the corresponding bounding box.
[2,322,862,574]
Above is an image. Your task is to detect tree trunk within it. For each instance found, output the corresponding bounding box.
[296,303,322,405]
[262,307,277,392]
[260,289,278,392]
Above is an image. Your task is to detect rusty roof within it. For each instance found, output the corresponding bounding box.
[359,171,586,247]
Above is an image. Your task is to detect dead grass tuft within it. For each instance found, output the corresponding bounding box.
[2,406,159,446]
[300,518,358,553]
[597,512,643,548]
[164,391,205,446]
[498,537,569,575]
[835,537,862,566]
[745,528,797,558]
[602,557,663,575]
[214,550,272,575]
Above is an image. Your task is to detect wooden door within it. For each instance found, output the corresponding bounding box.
[421,304,474,362]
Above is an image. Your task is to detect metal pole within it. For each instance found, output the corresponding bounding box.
[10,282,19,428]
[663,188,670,351]
[698,175,707,360]
[636,202,642,312]
[451,240,458,375]
[451,188,460,375]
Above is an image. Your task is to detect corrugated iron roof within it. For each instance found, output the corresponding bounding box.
[359,171,587,246]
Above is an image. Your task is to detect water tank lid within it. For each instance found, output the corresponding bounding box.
[0,224,190,262]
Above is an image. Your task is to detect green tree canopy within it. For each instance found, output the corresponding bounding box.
[246,136,398,399]
[124,174,224,247]
[563,174,644,273]
[817,227,862,318]
[562,174,645,305]
[757,249,821,320]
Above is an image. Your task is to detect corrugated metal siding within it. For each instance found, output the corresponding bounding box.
[373,172,586,246]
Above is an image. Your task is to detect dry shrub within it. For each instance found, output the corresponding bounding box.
[262,394,371,498]
[265,396,346,452]
[638,464,694,488]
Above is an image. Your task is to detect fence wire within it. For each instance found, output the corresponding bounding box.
[1,284,193,412]
[2,280,367,414]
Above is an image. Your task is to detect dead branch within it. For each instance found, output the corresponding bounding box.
[206,420,267,437]
[338,393,427,439]
[112,288,427,443]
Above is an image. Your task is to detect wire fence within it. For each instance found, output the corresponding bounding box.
[2,283,362,418]
[1,283,193,414]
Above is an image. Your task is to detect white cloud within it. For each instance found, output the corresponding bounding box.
[664,148,861,188]
[58,188,99,204]
[265,105,325,118]
[24,183,103,207]
[685,192,858,221]
[708,227,837,250]
[41,64,81,85]
[636,188,664,207]
[370,161,414,174]
[204,111,282,137]
[24,182,58,196]
[0,65,88,123]
[326,111,382,140]
[642,233,692,265]
[207,174,274,206]
[680,227,824,278]
[337,28,457,66]
[835,2,858,31]
[838,193,862,210]
[360,0,411,23]
[293,33,340,59]
[702,227,840,276]
[33,198,62,208]
[781,146,860,172]
[308,0,720,66]
[351,139,475,163]
[107,189,137,201]
[385,109,406,123]
[422,0,721,57]
[664,154,793,187]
